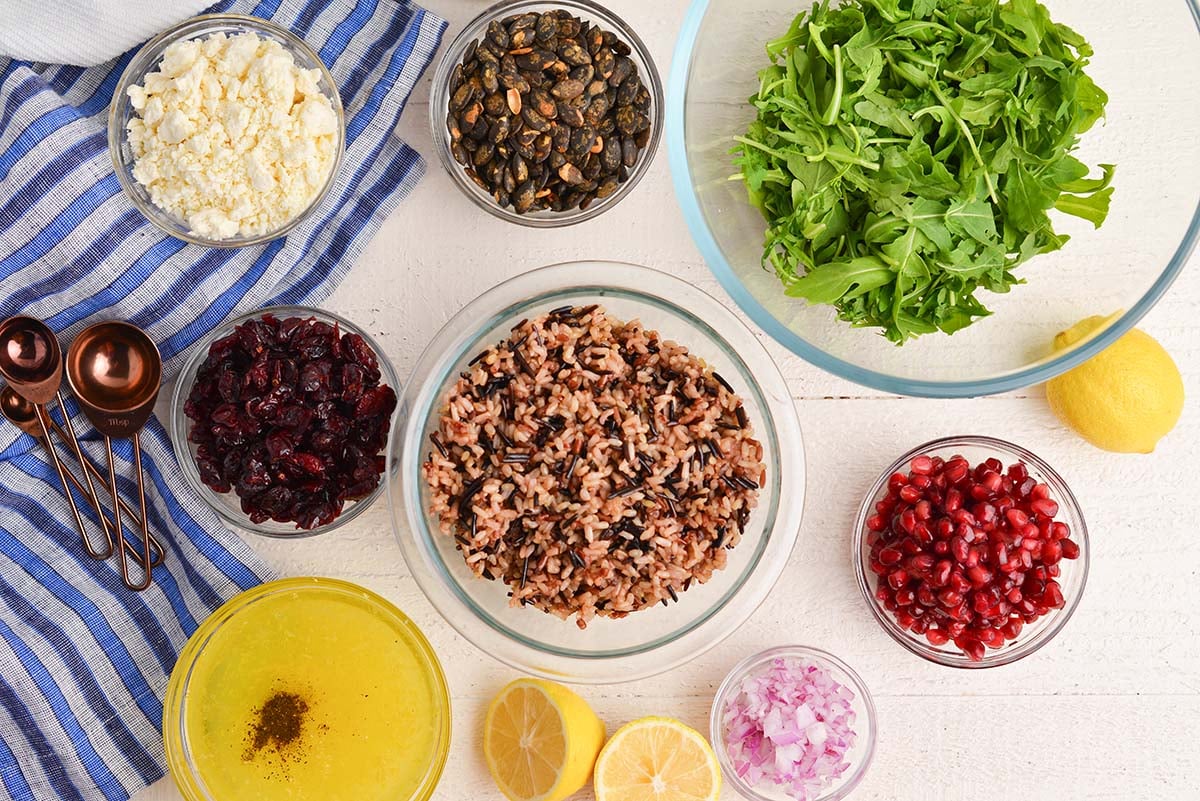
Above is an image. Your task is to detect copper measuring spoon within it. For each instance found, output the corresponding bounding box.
[0,387,165,570]
[66,321,162,591]
[0,316,114,559]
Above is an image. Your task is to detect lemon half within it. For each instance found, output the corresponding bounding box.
[593,717,721,801]
[484,678,606,801]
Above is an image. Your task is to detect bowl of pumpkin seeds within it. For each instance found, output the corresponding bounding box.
[430,0,662,226]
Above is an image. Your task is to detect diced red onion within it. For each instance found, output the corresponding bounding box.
[721,657,857,800]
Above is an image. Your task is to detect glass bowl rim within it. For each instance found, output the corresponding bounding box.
[162,576,451,801]
[426,0,665,229]
[709,644,878,801]
[108,12,347,248]
[168,304,400,538]
[387,260,806,682]
[666,0,1200,398]
[851,434,1091,669]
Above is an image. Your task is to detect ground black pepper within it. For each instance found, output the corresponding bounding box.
[243,690,309,762]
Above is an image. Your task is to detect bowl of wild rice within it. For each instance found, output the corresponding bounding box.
[387,262,804,683]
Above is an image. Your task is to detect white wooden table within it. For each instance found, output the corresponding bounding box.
[136,2,1200,798]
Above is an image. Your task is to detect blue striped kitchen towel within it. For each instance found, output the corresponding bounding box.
[0,0,445,799]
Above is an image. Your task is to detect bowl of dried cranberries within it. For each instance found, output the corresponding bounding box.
[853,436,1089,668]
[170,306,399,536]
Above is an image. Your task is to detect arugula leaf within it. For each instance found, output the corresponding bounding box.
[733,0,1112,343]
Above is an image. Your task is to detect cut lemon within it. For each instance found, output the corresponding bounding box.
[594,717,721,801]
[484,678,606,801]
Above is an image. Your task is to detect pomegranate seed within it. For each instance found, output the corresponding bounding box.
[1052,521,1070,540]
[879,546,903,565]
[914,500,932,520]
[912,522,933,544]
[887,569,909,590]
[945,460,969,484]
[907,554,935,574]
[967,565,993,586]
[1031,483,1050,500]
[938,589,962,608]
[896,610,916,629]
[1061,539,1080,560]
[934,541,950,555]
[977,627,1005,648]
[1007,463,1028,482]
[983,457,1002,473]
[911,617,930,634]
[931,560,953,587]
[935,518,954,539]
[876,586,892,603]
[951,536,969,563]
[910,474,932,490]
[1005,508,1029,529]
[899,485,922,503]
[944,488,963,512]
[1047,564,1060,578]
[899,509,917,534]
[870,559,888,576]
[895,587,915,606]
[910,455,934,475]
[917,585,937,606]
[1030,497,1059,518]
[1043,540,1064,565]
[947,621,967,638]
[867,514,887,532]
[889,472,909,491]
[955,636,986,662]
[1002,618,1023,640]
[1042,581,1065,609]
[926,628,950,646]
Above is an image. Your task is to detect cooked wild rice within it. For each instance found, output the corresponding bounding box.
[423,305,765,629]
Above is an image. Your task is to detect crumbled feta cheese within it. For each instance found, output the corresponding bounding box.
[126,32,339,240]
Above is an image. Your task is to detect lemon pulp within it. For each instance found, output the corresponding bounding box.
[169,579,448,801]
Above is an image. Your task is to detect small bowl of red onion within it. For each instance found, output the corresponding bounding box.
[853,435,1090,668]
[710,645,876,801]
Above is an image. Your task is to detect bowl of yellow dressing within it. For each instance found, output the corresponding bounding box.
[164,577,450,801]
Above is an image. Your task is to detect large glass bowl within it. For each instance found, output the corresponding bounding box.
[169,306,400,538]
[428,0,664,227]
[387,262,804,683]
[853,436,1089,668]
[668,0,1200,397]
[109,14,346,248]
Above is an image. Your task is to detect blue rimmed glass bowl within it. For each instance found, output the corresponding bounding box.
[668,0,1200,397]
[386,261,805,683]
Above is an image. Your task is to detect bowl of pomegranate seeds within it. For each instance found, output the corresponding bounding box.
[171,306,399,536]
[854,436,1089,668]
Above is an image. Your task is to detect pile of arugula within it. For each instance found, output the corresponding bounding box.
[734,0,1113,343]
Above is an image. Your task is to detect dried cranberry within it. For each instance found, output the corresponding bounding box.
[869,452,1079,661]
[185,314,394,530]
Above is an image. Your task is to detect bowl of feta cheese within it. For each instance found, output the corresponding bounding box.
[108,14,345,247]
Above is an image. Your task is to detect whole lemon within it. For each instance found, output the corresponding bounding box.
[1046,315,1184,453]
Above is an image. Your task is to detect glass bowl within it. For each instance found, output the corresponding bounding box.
[428,0,663,227]
[853,436,1090,668]
[108,14,346,247]
[668,0,1200,396]
[387,261,804,683]
[710,645,876,801]
[164,577,450,801]
[169,305,400,537]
